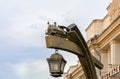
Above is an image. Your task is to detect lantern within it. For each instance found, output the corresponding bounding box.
[47,50,66,77]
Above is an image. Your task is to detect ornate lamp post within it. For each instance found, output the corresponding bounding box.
[45,22,103,79]
[47,50,66,77]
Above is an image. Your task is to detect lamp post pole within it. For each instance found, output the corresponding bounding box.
[45,22,103,79]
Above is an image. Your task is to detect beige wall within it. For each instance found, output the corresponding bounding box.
[102,15,111,30]
[86,20,103,41]
[107,0,120,22]
[101,50,108,73]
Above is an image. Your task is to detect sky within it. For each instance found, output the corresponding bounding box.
[0,0,112,79]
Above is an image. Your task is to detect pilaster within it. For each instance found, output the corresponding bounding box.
[110,39,120,66]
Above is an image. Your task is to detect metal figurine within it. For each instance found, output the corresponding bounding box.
[46,22,67,38]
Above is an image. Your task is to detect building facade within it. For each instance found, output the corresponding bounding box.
[63,0,120,79]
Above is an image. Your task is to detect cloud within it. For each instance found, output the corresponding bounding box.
[9,59,54,79]
[7,56,77,79]
[0,0,111,48]
[0,15,48,47]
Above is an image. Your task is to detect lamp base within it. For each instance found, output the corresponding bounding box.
[51,73,62,77]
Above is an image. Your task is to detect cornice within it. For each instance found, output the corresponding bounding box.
[96,15,120,49]
[85,19,102,31]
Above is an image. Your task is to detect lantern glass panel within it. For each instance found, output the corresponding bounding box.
[61,60,66,72]
[50,60,59,71]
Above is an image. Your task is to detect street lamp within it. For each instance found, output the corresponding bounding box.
[45,22,103,79]
[47,50,66,77]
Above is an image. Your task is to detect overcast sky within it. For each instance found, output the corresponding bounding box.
[0,0,112,79]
